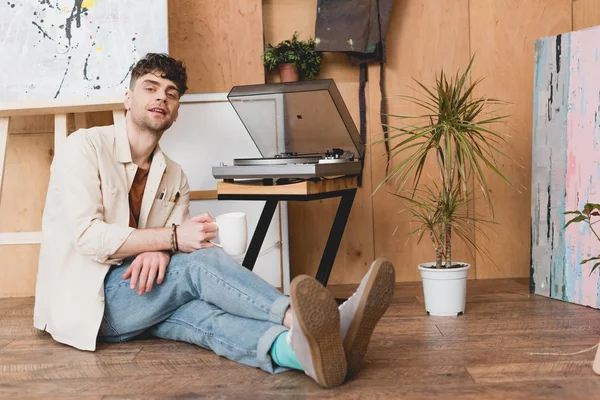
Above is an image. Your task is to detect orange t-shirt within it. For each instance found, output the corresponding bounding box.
[128,167,150,228]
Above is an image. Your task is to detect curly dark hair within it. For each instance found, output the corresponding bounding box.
[130,53,188,95]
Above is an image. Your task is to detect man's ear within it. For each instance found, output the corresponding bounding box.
[124,89,132,110]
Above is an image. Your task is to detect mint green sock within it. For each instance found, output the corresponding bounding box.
[270,331,303,371]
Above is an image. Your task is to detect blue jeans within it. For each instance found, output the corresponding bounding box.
[98,248,290,373]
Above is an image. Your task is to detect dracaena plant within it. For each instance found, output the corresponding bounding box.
[564,203,600,274]
[392,183,495,269]
[376,54,512,269]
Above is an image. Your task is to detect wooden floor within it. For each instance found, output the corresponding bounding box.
[0,278,599,399]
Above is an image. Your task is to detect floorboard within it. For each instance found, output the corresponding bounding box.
[0,279,598,399]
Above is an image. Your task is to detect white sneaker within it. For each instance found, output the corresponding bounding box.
[289,275,347,388]
[339,258,395,376]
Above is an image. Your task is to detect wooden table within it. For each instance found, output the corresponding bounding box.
[217,176,358,287]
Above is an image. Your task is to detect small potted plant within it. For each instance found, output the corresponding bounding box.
[263,32,322,82]
[376,55,512,316]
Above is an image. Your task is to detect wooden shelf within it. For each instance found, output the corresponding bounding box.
[190,190,218,200]
[217,176,358,196]
[0,97,124,118]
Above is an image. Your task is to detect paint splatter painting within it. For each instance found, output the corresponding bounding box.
[531,25,600,309]
[0,0,168,101]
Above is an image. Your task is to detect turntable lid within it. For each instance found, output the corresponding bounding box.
[227,79,364,159]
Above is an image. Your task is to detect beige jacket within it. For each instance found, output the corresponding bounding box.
[34,124,190,351]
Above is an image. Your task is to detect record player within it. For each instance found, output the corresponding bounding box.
[212,79,364,181]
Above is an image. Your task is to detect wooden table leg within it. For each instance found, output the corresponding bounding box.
[314,188,357,287]
[0,117,9,206]
[242,199,279,271]
[54,114,68,150]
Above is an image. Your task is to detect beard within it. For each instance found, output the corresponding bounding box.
[130,110,174,134]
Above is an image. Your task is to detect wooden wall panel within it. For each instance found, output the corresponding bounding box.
[0,134,53,232]
[573,0,600,30]
[0,112,113,298]
[168,0,265,93]
[370,0,472,282]
[0,245,41,297]
[263,0,375,284]
[469,0,572,279]
[0,133,53,297]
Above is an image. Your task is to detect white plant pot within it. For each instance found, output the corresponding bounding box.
[418,262,471,316]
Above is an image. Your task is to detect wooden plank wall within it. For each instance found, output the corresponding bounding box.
[369,0,473,282]
[0,122,53,297]
[469,0,572,279]
[168,0,264,93]
[3,0,600,297]
[573,0,600,30]
[264,0,600,283]
[0,0,264,297]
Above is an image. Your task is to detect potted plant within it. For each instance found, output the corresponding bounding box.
[263,32,322,82]
[376,55,512,316]
[564,203,600,374]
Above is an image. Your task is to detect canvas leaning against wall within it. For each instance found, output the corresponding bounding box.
[0,0,168,101]
[531,25,600,310]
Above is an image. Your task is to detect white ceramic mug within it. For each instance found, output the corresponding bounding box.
[212,212,248,256]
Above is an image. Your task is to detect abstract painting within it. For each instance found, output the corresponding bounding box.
[531,25,600,309]
[0,0,168,101]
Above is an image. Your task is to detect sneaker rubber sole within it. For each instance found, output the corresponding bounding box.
[290,275,347,388]
[343,258,396,376]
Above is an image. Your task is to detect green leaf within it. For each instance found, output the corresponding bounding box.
[581,256,600,264]
[564,215,587,228]
[583,203,600,216]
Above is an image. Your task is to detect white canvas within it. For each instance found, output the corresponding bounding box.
[0,0,168,101]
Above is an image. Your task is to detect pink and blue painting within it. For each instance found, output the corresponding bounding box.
[531,25,600,309]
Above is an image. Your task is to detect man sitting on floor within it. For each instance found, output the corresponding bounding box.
[33,53,395,388]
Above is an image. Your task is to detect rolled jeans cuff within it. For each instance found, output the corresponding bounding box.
[268,294,290,325]
[256,324,289,374]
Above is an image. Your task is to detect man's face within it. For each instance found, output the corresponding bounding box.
[125,72,181,133]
